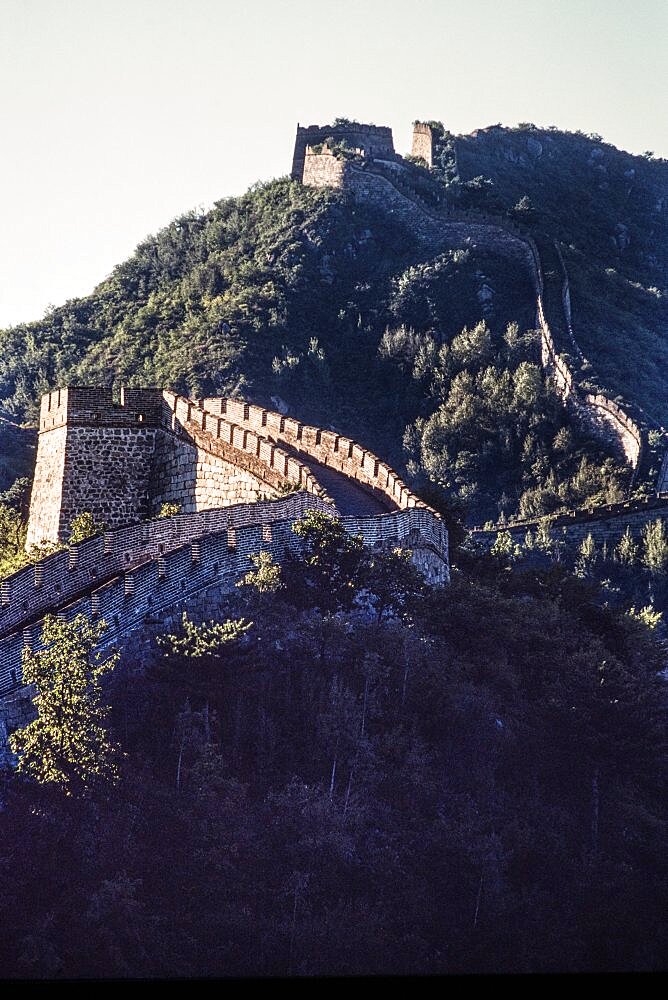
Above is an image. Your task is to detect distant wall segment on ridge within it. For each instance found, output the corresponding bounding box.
[471,493,668,553]
[302,150,346,188]
[534,243,649,477]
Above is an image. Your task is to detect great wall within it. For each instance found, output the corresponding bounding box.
[1,118,666,759]
[292,120,668,547]
[0,383,448,761]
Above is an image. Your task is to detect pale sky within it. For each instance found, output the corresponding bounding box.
[0,0,666,329]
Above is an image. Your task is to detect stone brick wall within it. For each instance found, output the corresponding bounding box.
[0,494,449,762]
[28,381,436,550]
[150,423,275,514]
[302,149,346,188]
[59,424,159,536]
[472,494,668,553]
[27,388,163,547]
[534,243,648,476]
[26,424,67,546]
[162,391,326,503]
[2,492,338,688]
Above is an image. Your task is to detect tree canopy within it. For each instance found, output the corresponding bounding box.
[9,614,121,794]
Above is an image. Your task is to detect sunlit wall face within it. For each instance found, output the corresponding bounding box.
[0,0,665,329]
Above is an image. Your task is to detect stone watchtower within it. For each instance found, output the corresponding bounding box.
[26,387,166,548]
[291,122,396,182]
[25,387,298,550]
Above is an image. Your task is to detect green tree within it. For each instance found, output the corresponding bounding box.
[157,612,251,659]
[156,502,182,519]
[0,502,28,578]
[490,529,521,564]
[237,550,282,594]
[69,511,105,544]
[641,519,668,575]
[535,520,554,555]
[575,532,597,577]
[511,194,537,223]
[616,526,638,566]
[288,510,365,612]
[156,612,252,770]
[9,614,121,794]
[362,546,427,623]
[627,604,662,630]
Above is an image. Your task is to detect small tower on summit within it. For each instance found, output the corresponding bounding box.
[411,122,436,167]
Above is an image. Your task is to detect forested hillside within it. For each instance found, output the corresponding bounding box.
[453,126,668,423]
[3,124,665,522]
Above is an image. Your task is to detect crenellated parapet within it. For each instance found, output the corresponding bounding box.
[198,396,433,515]
[38,386,166,432]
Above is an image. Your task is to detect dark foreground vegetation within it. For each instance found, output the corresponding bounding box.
[1,515,665,976]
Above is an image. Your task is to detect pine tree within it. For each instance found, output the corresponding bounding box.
[535,520,554,555]
[68,511,105,544]
[616,526,638,566]
[641,519,668,575]
[9,613,121,793]
[157,612,251,659]
[575,532,597,577]
[288,511,365,612]
[490,529,521,563]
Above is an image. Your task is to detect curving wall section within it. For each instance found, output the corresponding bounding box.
[198,396,434,516]
[155,390,328,511]
[27,388,331,546]
[0,494,448,763]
